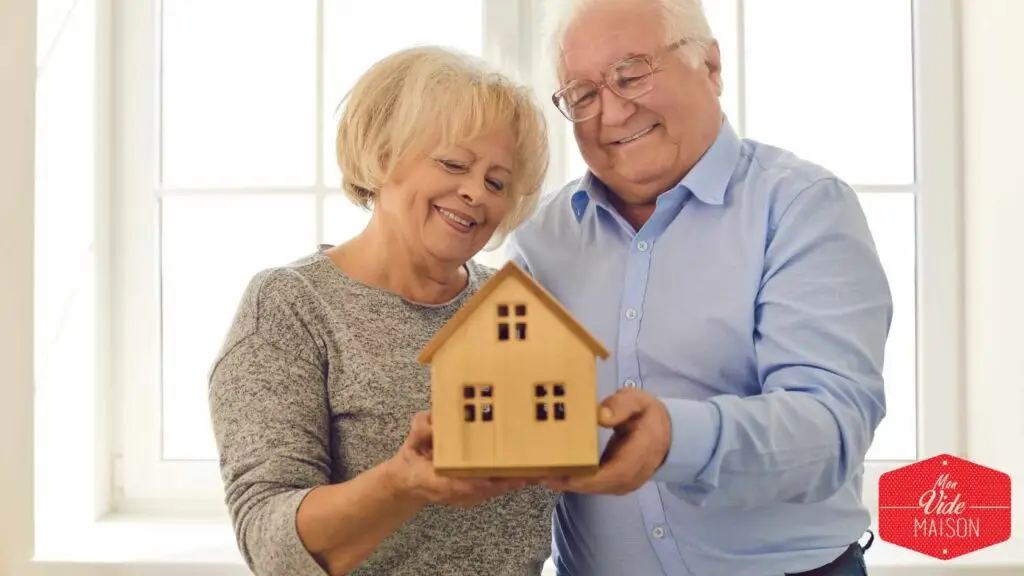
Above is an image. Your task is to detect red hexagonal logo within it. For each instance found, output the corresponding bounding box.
[878,453,1012,560]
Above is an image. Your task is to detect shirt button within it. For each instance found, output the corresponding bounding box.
[652,526,665,539]
[623,379,637,388]
[625,308,637,320]
[637,241,649,252]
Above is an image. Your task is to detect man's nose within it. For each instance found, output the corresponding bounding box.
[600,88,636,126]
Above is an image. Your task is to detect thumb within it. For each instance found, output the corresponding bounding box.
[404,411,434,450]
[597,389,646,427]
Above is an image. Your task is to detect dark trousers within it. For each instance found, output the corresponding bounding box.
[786,530,874,576]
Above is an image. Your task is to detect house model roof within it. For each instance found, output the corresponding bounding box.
[417,260,611,364]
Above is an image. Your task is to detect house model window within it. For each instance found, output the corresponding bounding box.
[535,382,566,421]
[462,384,493,422]
[497,303,527,341]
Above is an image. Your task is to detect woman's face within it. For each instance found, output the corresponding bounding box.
[375,128,516,267]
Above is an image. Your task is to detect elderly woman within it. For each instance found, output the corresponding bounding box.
[208,46,555,576]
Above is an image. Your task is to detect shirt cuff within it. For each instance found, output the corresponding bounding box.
[649,398,722,485]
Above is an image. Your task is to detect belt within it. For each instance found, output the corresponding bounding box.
[785,530,874,576]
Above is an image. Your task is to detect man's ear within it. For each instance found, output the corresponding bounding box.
[705,40,723,96]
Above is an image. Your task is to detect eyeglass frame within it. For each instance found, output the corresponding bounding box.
[551,39,689,123]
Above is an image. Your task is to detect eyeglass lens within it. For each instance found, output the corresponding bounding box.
[557,58,654,120]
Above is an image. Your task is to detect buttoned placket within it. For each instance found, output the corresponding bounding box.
[609,194,696,576]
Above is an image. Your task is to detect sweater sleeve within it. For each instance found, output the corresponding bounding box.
[208,269,333,576]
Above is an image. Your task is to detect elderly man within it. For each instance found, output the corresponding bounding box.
[506,0,891,574]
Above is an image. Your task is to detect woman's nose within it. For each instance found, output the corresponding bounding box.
[459,181,485,204]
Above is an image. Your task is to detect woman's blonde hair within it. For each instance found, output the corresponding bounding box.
[335,45,549,245]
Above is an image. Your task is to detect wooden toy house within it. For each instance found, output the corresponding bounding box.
[417,261,610,478]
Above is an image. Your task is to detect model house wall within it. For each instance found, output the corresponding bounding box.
[420,264,607,477]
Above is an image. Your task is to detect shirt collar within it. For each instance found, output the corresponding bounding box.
[570,116,742,223]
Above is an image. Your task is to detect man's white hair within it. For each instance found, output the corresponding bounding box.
[542,0,719,88]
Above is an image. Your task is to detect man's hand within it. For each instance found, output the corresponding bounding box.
[543,388,672,495]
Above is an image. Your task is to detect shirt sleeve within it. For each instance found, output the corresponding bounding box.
[649,177,892,508]
[208,270,333,576]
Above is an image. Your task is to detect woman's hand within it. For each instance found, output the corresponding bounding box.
[386,411,532,508]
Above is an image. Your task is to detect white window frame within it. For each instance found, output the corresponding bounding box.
[34,0,959,559]
[18,0,1024,573]
[856,0,964,521]
[537,0,967,526]
[110,0,546,512]
[533,0,966,525]
[113,0,224,512]
[111,0,962,516]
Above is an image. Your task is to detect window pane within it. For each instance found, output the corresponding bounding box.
[323,193,371,245]
[566,128,588,182]
[564,1,740,183]
[161,1,318,188]
[743,0,915,186]
[322,0,483,185]
[858,192,917,461]
[36,0,76,67]
[474,243,510,269]
[703,0,740,129]
[161,194,317,460]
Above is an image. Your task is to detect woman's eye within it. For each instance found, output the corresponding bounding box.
[487,179,506,193]
[440,160,466,172]
[438,158,505,193]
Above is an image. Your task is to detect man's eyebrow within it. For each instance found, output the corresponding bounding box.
[612,53,647,65]
[560,53,648,84]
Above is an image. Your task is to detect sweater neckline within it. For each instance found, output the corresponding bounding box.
[313,244,479,310]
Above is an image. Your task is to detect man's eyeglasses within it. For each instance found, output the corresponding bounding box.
[551,40,687,123]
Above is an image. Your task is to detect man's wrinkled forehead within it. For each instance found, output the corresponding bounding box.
[558,30,657,81]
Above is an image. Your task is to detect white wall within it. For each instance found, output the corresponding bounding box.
[1,0,1023,574]
[0,0,36,573]
[962,0,1024,492]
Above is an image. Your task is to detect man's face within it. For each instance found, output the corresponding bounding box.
[559,1,723,205]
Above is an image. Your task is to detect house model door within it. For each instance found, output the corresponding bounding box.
[461,382,498,465]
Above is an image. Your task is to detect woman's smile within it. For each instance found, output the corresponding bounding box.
[434,205,477,233]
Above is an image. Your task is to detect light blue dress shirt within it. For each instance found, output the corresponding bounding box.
[506,119,892,576]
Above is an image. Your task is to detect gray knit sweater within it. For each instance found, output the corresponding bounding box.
[208,246,557,576]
